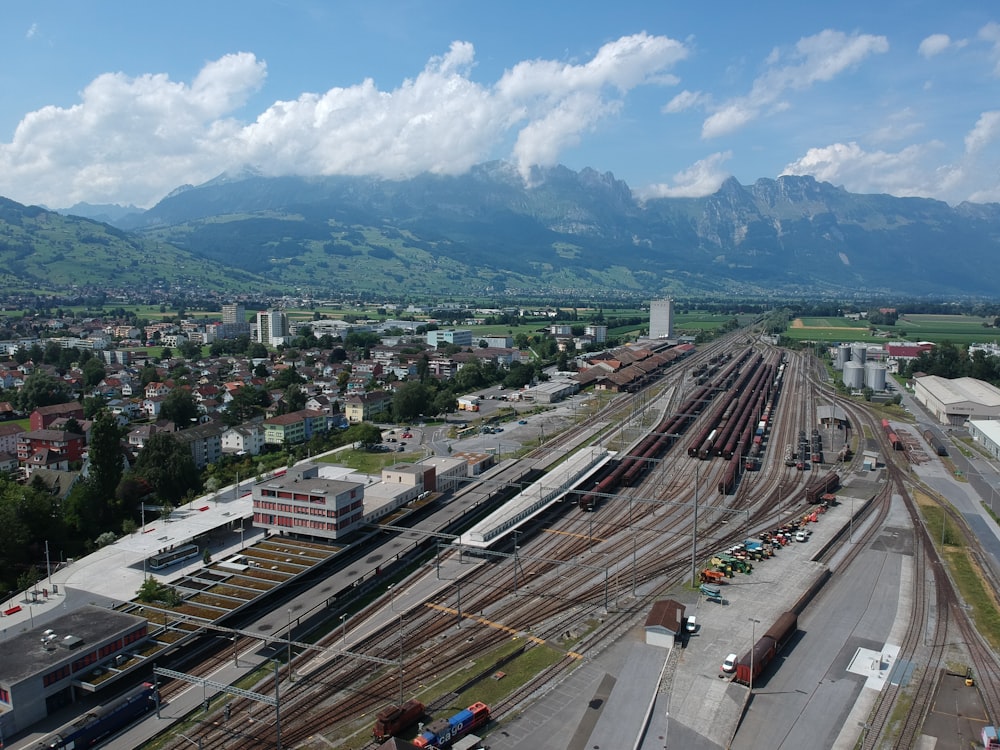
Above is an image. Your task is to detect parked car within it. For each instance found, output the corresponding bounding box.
[722,653,738,673]
[518,419,528,425]
[795,531,808,542]
[685,615,697,633]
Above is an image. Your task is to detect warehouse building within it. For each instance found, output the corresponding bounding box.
[912,375,1000,426]
[967,420,1000,460]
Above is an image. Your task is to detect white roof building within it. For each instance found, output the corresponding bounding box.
[912,375,1000,426]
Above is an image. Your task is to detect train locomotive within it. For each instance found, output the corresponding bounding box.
[411,701,490,748]
[34,682,157,749]
[372,699,426,741]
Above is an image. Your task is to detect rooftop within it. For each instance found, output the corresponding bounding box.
[1,605,146,685]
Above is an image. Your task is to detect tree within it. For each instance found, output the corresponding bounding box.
[393,382,431,423]
[15,370,73,412]
[88,410,125,504]
[136,576,182,606]
[132,433,201,505]
[161,388,200,427]
[223,385,268,426]
[348,422,383,449]
[82,357,106,387]
[82,395,107,419]
[285,383,307,413]
[178,340,202,359]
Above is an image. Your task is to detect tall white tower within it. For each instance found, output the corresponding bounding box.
[256,310,289,347]
[649,298,674,339]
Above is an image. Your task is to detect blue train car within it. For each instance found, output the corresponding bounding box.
[35,682,157,749]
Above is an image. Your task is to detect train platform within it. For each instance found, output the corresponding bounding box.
[0,486,256,644]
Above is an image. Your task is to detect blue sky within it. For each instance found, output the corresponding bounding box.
[1,1,998,208]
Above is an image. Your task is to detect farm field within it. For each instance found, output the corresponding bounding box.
[785,313,1000,345]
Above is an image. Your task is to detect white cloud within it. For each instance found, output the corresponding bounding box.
[980,22,1000,76]
[0,35,688,207]
[663,89,710,114]
[919,34,952,58]
[869,108,924,144]
[781,140,975,201]
[964,111,1000,153]
[640,151,732,198]
[26,22,38,40]
[702,29,889,139]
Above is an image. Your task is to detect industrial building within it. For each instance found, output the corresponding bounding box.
[912,375,1000,426]
[426,329,473,348]
[967,420,1000,460]
[649,298,674,339]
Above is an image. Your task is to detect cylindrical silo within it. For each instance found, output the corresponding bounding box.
[864,362,887,391]
[843,361,865,389]
[850,344,867,365]
[834,343,851,370]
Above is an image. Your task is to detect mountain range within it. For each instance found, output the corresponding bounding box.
[4,161,999,299]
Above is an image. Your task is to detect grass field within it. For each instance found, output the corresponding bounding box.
[785,313,1000,345]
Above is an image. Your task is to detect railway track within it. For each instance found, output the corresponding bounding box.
[155,341,998,750]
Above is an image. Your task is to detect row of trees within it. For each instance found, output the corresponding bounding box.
[900,341,1000,384]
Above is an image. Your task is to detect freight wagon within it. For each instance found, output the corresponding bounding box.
[734,611,797,685]
[372,699,426,741]
[804,471,840,503]
[34,682,158,749]
[922,429,948,457]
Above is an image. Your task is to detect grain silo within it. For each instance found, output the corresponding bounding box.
[850,344,867,365]
[834,343,851,370]
[864,362,887,392]
[843,361,865,389]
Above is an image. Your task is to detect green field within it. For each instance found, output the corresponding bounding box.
[785,313,1000,345]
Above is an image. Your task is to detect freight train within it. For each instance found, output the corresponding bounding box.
[412,701,490,748]
[372,699,426,741]
[734,611,797,685]
[33,682,157,749]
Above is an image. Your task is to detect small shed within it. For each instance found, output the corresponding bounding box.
[644,599,686,648]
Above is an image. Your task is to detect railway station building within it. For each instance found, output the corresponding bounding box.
[252,464,365,540]
[0,605,149,738]
[912,375,1000,426]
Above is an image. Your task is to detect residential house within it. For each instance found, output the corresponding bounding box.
[30,402,85,431]
[344,391,393,423]
[0,451,17,475]
[172,422,224,469]
[221,424,265,456]
[263,409,330,446]
[144,382,170,399]
[16,429,87,472]
[0,422,25,455]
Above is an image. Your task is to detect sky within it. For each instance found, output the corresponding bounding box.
[1,1,998,209]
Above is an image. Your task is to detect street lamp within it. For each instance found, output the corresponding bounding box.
[748,617,760,693]
[286,609,294,683]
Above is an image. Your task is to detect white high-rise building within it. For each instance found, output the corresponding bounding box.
[649,298,674,339]
[256,310,289,347]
